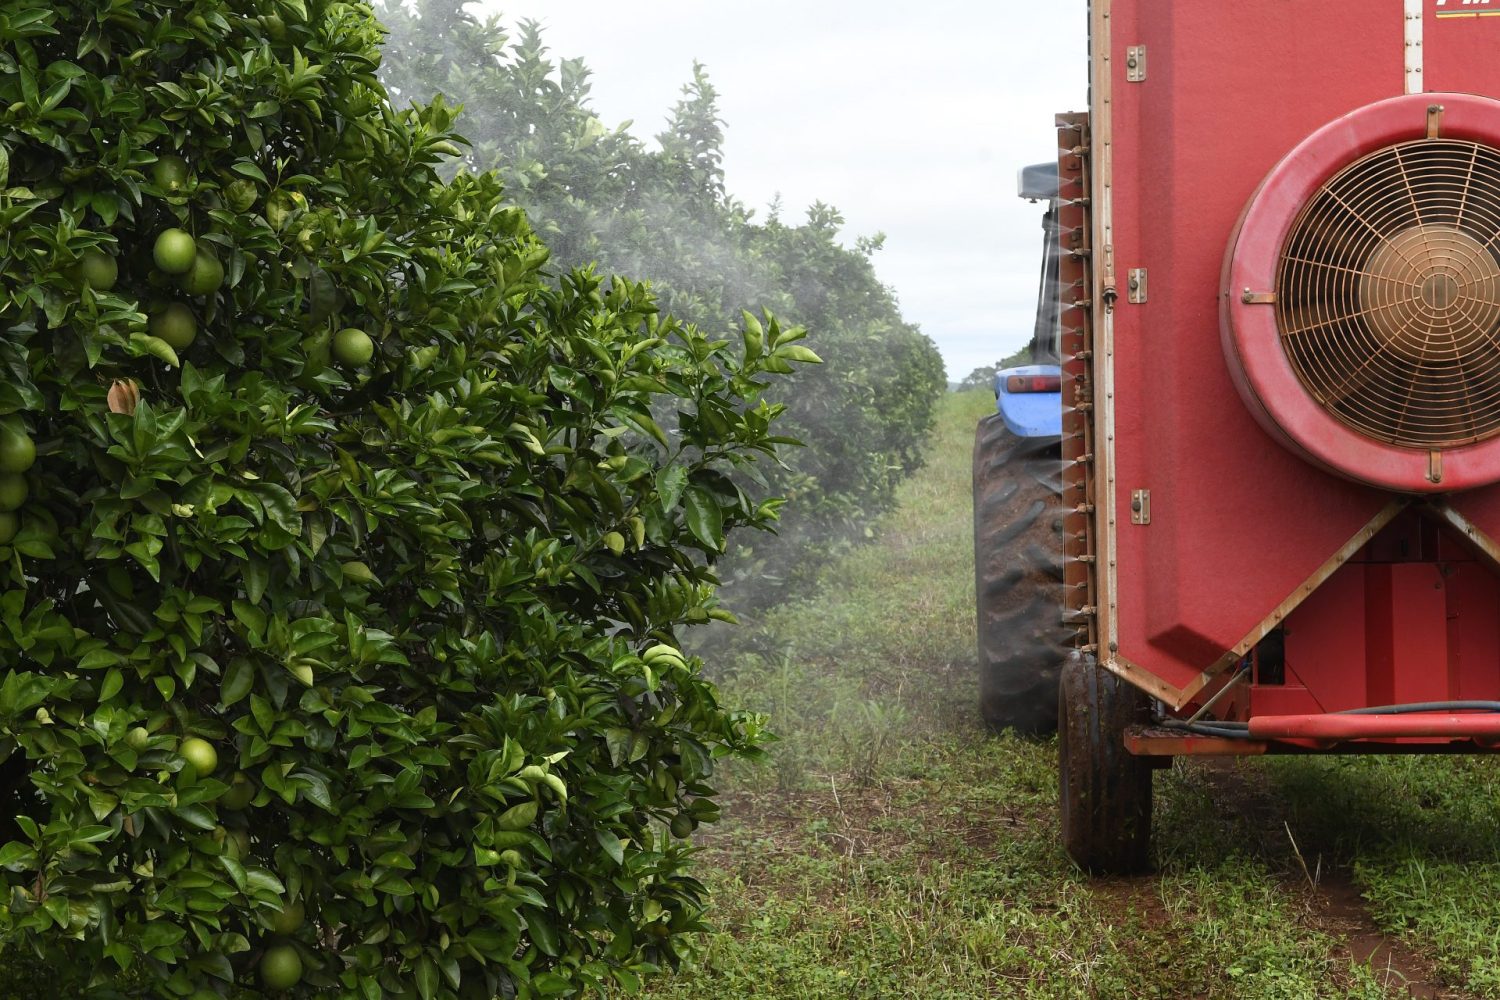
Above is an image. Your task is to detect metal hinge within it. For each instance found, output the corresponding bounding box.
[1131,489,1151,525]
[1126,45,1147,82]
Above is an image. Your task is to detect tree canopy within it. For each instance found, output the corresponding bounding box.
[377,5,949,604]
[0,0,808,994]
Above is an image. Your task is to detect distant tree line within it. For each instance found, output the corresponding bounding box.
[376,3,948,607]
[958,346,1033,393]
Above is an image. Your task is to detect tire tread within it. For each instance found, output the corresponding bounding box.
[973,413,1066,736]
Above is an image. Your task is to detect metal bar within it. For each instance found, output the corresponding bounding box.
[1100,652,1189,708]
[1093,0,1121,668]
[1406,0,1424,96]
[1125,727,1268,757]
[1126,726,1500,757]
[1431,502,1500,569]
[1248,712,1500,741]
[1186,666,1249,724]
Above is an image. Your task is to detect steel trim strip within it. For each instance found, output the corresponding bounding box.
[1091,0,1121,665]
[1406,0,1424,95]
[1431,502,1500,568]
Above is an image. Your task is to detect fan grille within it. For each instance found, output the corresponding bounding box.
[1277,139,1500,449]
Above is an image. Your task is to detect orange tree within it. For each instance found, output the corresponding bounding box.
[0,0,807,995]
[376,10,948,610]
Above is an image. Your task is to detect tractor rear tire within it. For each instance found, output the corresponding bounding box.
[1058,651,1154,874]
[973,413,1066,736]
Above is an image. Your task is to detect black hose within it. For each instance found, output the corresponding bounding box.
[1157,718,1251,739]
[1338,701,1500,715]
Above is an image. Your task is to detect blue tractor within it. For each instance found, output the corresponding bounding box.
[973,162,1066,735]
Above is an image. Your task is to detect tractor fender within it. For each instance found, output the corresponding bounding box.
[993,363,1063,439]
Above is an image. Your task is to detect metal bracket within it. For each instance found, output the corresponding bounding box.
[1126,268,1147,304]
[1126,45,1147,83]
[1130,489,1151,525]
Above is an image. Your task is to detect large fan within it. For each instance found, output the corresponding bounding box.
[1223,94,1500,493]
[1277,139,1500,449]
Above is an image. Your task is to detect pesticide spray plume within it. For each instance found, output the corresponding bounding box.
[375,1,947,615]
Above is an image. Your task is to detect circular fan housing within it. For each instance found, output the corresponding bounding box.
[1223,93,1500,493]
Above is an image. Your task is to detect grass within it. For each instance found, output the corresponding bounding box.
[649,390,1500,999]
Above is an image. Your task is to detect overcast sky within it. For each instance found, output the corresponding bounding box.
[470,1,1089,381]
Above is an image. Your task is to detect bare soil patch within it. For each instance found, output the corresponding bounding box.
[1316,871,1459,999]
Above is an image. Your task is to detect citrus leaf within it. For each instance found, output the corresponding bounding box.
[219,657,253,707]
[128,334,179,368]
[683,487,724,551]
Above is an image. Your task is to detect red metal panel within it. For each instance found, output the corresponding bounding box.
[1412,0,1500,551]
[1106,2,1403,695]
[1278,561,1367,713]
[1449,563,1500,700]
[1098,1,1500,706]
[1258,513,1500,719]
[1124,728,1268,758]
[1364,566,1397,707]
[1381,564,1449,706]
[1425,0,1500,93]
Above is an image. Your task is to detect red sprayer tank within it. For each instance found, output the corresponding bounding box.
[1049,0,1500,872]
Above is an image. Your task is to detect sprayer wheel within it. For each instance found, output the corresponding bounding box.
[1058,651,1154,874]
[973,413,1066,736]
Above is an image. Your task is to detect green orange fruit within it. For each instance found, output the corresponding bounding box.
[270,899,305,935]
[0,513,16,545]
[332,328,374,367]
[77,251,119,291]
[179,737,218,776]
[0,473,26,512]
[151,155,190,194]
[221,771,256,810]
[259,944,303,990]
[149,303,197,350]
[125,726,151,752]
[0,425,36,474]
[153,228,197,274]
[178,246,224,295]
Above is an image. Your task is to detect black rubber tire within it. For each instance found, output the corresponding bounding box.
[1058,651,1154,874]
[973,413,1066,736]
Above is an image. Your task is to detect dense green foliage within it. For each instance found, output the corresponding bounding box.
[0,0,810,994]
[376,5,948,605]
